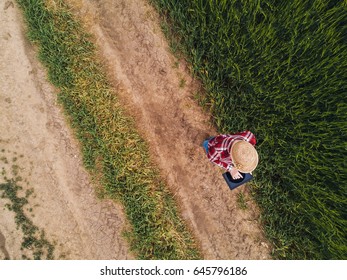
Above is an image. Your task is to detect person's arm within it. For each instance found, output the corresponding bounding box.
[207,137,242,179]
[207,144,230,170]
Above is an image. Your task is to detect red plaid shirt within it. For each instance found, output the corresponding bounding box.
[207,131,257,171]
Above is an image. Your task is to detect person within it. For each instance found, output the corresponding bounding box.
[202,131,259,180]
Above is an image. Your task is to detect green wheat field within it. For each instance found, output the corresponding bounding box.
[150,0,347,259]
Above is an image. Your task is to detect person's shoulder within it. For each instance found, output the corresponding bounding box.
[232,130,253,136]
[215,134,229,139]
[233,131,256,144]
[218,131,256,140]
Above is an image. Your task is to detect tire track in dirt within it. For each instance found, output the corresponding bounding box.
[0,0,132,259]
[68,0,271,259]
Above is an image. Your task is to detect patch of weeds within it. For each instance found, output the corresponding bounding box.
[0,155,55,260]
[25,188,34,198]
[236,192,248,210]
[179,78,186,88]
[0,156,8,164]
[11,164,20,177]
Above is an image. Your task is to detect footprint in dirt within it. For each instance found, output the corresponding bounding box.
[4,1,14,10]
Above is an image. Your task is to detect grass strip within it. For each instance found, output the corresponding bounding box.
[150,0,347,259]
[15,0,200,259]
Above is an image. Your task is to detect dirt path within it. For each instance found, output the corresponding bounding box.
[0,0,132,259]
[66,0,271,259]
[1,0,271,260]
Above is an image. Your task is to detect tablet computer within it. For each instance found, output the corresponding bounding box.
[222,172,253,190]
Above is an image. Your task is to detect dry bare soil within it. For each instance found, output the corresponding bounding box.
[0,0,271,259]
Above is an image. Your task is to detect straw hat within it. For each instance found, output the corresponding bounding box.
[230,140,259,173]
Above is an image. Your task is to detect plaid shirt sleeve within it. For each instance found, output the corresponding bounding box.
[207,131,256,171]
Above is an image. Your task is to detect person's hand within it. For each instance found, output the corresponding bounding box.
[230,167,243,180]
